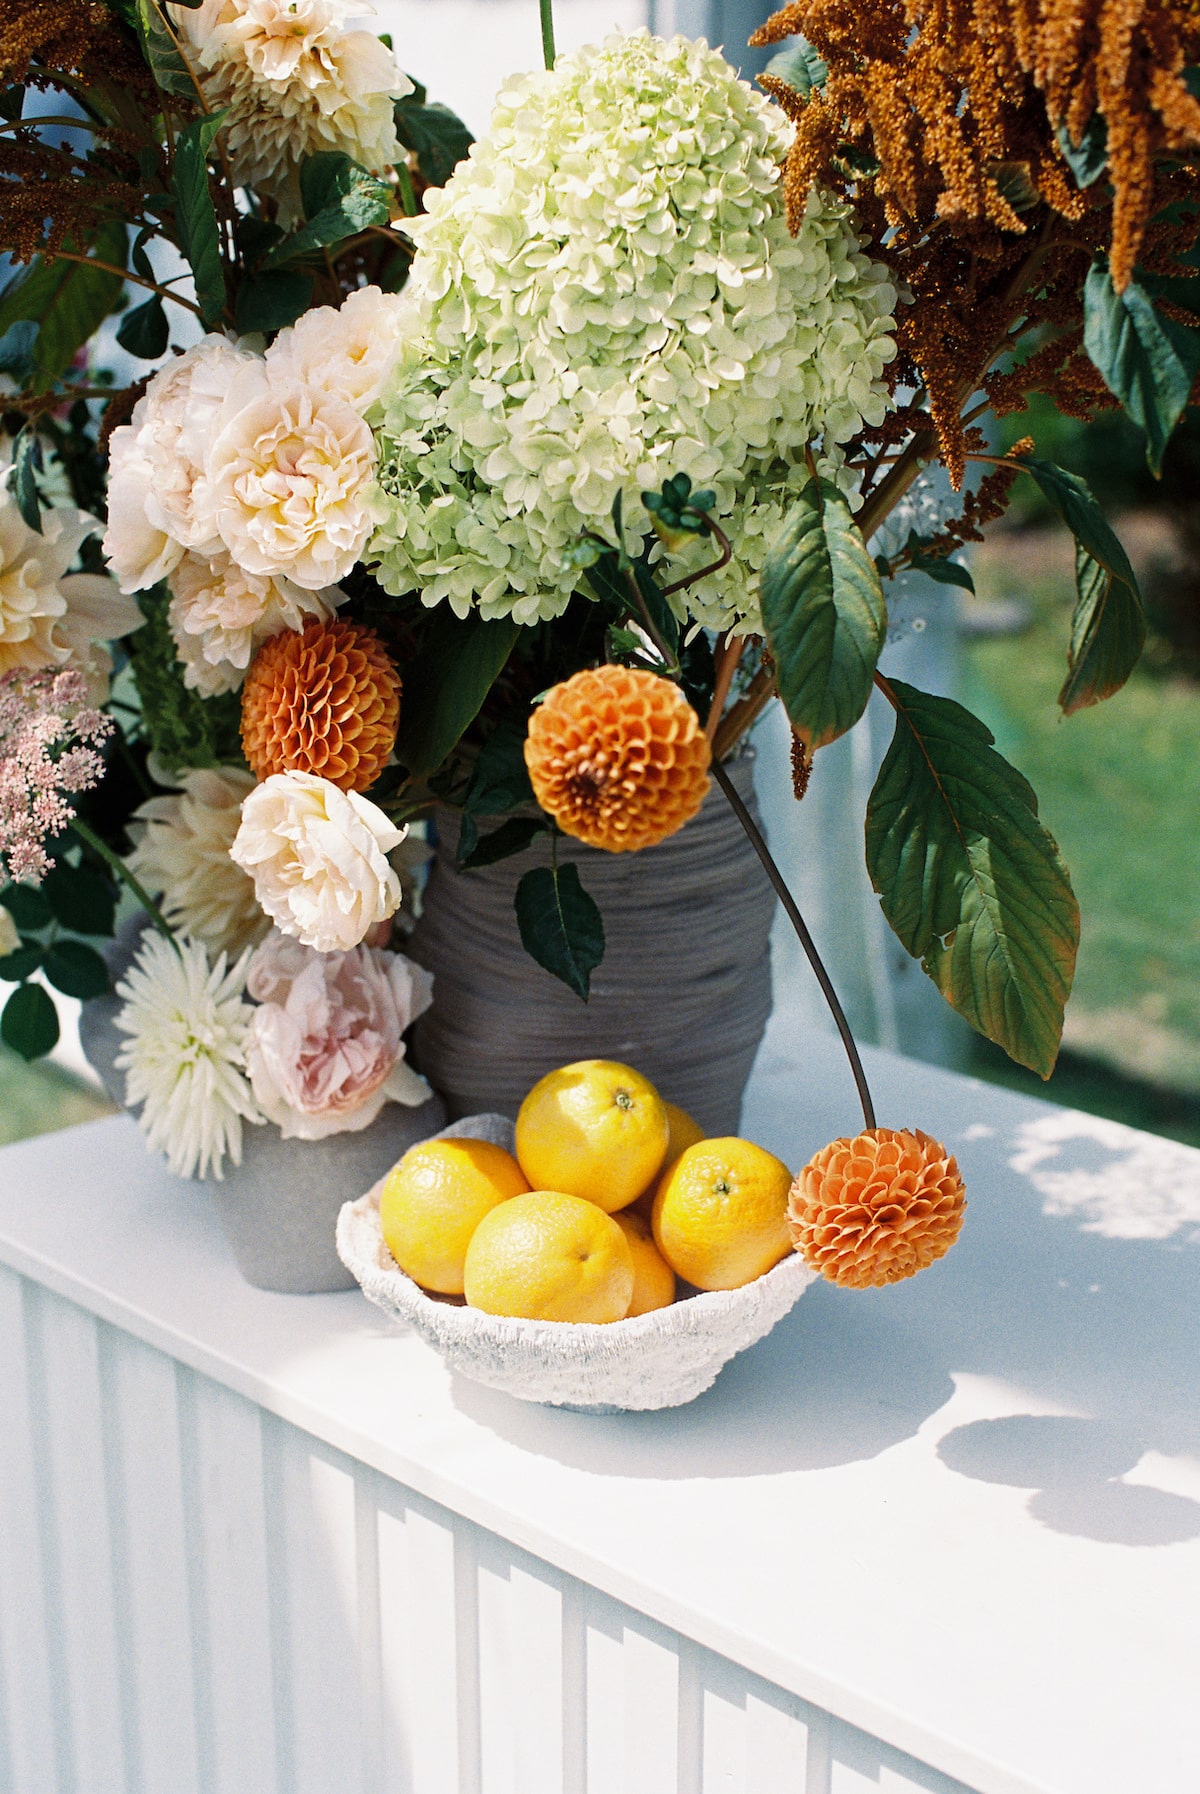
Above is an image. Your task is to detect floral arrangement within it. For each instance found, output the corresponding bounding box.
[2,0,1199,1291]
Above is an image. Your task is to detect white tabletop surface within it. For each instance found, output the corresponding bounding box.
[1,1006,1198,1794]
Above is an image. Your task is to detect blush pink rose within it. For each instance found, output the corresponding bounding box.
[244,929,433,1140]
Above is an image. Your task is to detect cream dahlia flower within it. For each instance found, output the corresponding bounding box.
[114,930,264,1181]
[125,765,269,957]
[243,928,432,1139]
[209,362,376,589]
[0,453,141,696]
[167,549,342,695]
[172,0,410,214]
[368,31,896,632]
[229,769,406,952]
[267,286,409,414]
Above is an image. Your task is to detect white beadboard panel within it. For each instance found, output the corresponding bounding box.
[101,1325,200,1794]
[584,1590,683,1794]
[178,1367,279,1794]
[830,1715,978,1794]
[696,1648,811,1793]
[0,1266,63,1794]
[35,1282,127,1794]
[476,1536,565,1794]
[375,1489,464,1794]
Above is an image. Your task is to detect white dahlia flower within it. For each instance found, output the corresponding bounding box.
[172,0,411,214]
[167,550,342,695]
[367,31,896,632]
[124,765,270,957]
[114,930,264,1181]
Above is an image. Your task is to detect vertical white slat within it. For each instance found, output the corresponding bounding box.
[745,1687,810,1792]
[183,1371,279,1794]
[376,1496,462,1794]
[355,1471,386,1794]
[700,1677,745,1791]
[476,1541,564,1794]
[267,1419,366,1794]
[0,1268,63,1794]
[36,1284,126,1794]
[584,1594,681,1794]
[830,1719,970,1794]
[584,1599,626,1793]
[560,1577,588,1794]
[102,1327,199,1794]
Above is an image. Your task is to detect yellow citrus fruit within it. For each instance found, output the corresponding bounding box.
[514,1059,669,1213]
[614,1209,676,1316]
[663,1101,706,1166]
[652,1138,793,1291]
[464,1191,635,1323]
[380,1138,530,1295]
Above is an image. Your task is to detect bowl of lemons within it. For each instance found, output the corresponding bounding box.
[336,1059,819,1411]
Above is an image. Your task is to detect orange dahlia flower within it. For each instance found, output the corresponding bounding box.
[240,618,401,794]
[788,1128,966,1289]
[524,665,711,852]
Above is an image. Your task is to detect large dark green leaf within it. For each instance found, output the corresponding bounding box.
[12,426,43,533]
[1,982,60,1061]
[762,36,828,98]
[1083,261,1200,474]
[234,269,314,334]
[0,222,127,383]
[760,477,886,753]
[393,97,474,187]
[515,862,605,1001]
[1056,116,1107,188]
[458,816,548,870]
[135,0,199,99]
[866,680,1079,1077]
[42,862,117,937]
[394,612,520,775]
[0,943,44,983]
[0,884,51,930]
[1058,540,1146,715]
[172,112,227,328]
[43,941,110,1000]
[268,154,391,265]
[116,293,169,359]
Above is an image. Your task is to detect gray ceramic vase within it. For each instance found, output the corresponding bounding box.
[79,922,446,1294]
[404,750,776,1133]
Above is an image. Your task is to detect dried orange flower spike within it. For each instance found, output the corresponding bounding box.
[241,618,401,794]
[788,1128,965,1289]
[524,664,711,852]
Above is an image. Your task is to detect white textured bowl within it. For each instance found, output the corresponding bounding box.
[336,1115,819,1411]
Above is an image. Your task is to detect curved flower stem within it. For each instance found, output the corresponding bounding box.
[709,756,877,1132]
[69,818,178,949]
[705,633,744,742]
[539,0,557,68]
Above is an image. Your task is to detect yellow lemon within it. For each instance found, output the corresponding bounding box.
[663,1101,706,1166]
[652,1138,793,1291]
[464,1191,635,1322]
[380,1138,530,1295]
[515,1059,669,1213]
[614,1209,676,1316]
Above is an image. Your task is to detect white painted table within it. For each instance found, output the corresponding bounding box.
[2,1006,1199,1794]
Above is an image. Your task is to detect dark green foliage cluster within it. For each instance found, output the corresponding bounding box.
[126,586,244,771]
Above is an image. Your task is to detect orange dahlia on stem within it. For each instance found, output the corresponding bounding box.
[524,665,711,853]
[788,1128,966,1289]
[241,618,401,794]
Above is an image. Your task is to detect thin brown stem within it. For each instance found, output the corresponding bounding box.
[704,634,744,743]
[659,518,733,598]
[712,664,777,762]
[621,566,678,672]
[45,250,204,318]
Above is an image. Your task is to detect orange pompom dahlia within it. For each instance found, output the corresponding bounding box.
[524,665,711,852]
[240,618,401,794]
[788,1128,966,1289]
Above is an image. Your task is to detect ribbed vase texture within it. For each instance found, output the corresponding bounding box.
[406,752,776,1133]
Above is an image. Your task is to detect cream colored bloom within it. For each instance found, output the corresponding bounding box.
[0,903,19,958]
[209,363,375,589]
[267,287,407,414]
[125,766,270,957]
[167,549,342,695]
[114,930,264,1181]
[229,769,405,951]
[173,0,410,213]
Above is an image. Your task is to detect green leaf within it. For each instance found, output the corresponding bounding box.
[42,862,117,937]
[172,112,227,328]
[116,294,169,359]
[1083,261,1200,474]
[0,319,38,379]
[463,719,535,816]
[234,268,314,334]
[1056,115,1108,188]
[127,583,244,769]
[760,477,886,753]
[0,944,45,983]
[392,97,474,187]
[762,36,828,97]
[459,816,548,870]
[1,982,60,1061]
[12,426,43,533]
[267,154,391,265]
[515,862,605,1001]
[1058,540,1147,715]
[0,884,51,931]
[394,612,520,775]
[0,87,25,124]
[866,679,1079,1077]
[135,0,199,98]
[1014,455,1139,594]
[0,222,127,383]
[43,940,110,1000]
[905,533,975,593]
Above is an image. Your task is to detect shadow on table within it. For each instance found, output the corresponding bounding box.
[453,1096,1200,1546]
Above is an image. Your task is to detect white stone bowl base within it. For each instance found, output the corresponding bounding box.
[336,1115,819,1412]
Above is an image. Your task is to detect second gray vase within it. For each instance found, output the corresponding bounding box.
[405,751,776,1133]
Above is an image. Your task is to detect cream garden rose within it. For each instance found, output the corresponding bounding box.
[167,550,342,695]
[229,769,405,951]
[267,286,409,414]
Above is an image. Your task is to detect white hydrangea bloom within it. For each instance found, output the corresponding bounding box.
[367,32,896,632]
[173,0,411,215]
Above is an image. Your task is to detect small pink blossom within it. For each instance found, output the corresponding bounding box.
[243,929,433,1140]
[0,667,112,884]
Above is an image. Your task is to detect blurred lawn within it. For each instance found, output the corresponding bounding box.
[0,1045,115,1148]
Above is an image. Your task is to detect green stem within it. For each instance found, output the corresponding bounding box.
[69,818,178,949]
[539,0,556,68]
